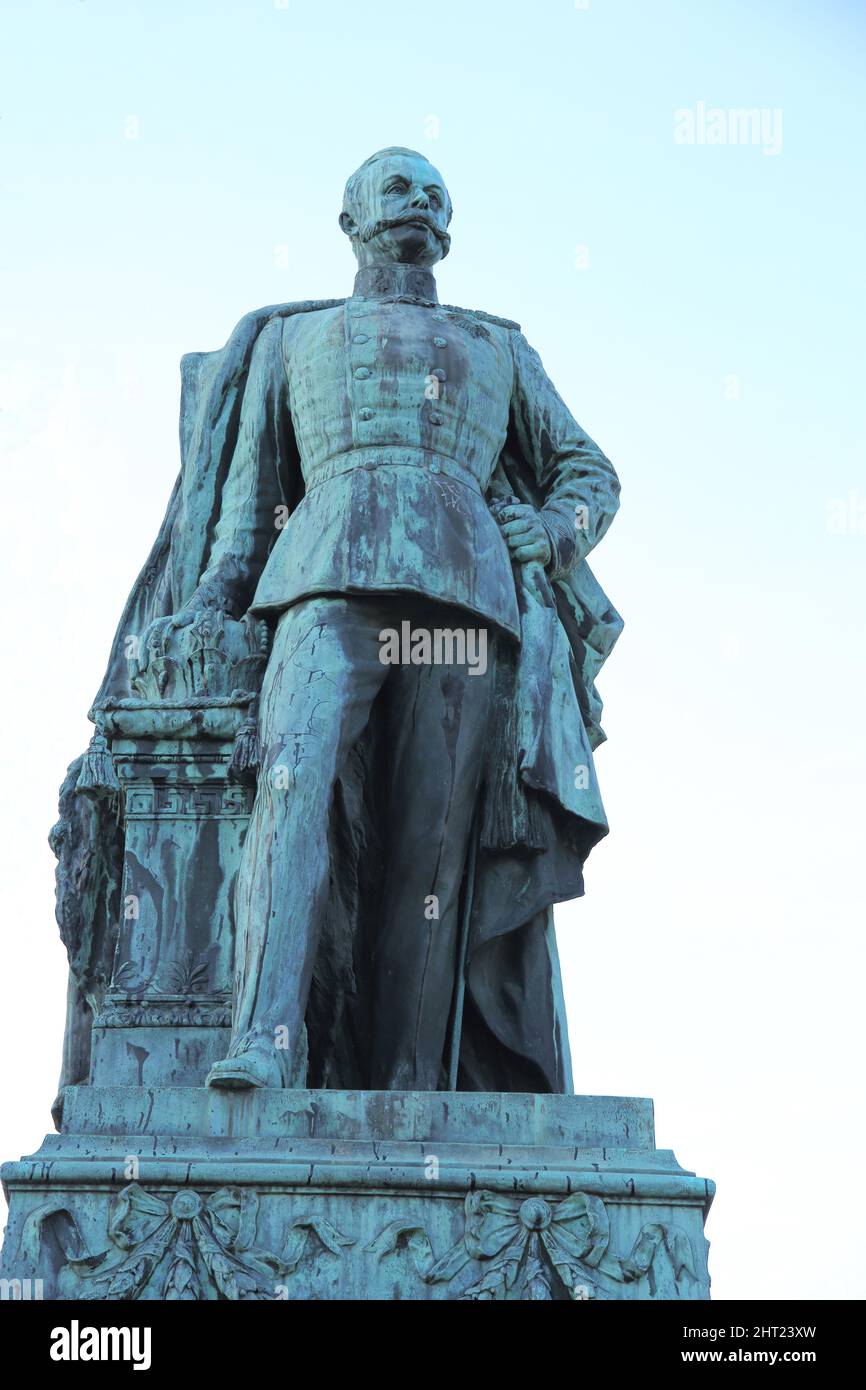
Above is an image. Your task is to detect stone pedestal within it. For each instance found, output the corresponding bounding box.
[90,702,254,1089]
[1,1089,713,1300]
[0,624,715,1302]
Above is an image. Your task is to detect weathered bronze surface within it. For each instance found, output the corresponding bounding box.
[0,150,714,1302]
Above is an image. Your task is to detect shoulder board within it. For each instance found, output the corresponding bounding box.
[440,304,521,332]
[473,309,521,331]
[275,298,346,317]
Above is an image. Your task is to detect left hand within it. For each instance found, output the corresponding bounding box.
[494,503,551,566]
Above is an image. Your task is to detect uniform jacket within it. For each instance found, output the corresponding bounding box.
[194,276,619,646]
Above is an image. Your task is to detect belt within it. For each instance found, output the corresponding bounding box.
[302,447,486,497]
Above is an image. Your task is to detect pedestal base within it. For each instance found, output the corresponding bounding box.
[1,1089,713,1300]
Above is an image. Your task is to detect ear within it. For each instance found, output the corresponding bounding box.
[339,211,359,238]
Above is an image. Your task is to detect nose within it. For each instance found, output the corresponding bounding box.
[409,186,430,209]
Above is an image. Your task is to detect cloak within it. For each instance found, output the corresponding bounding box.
[82,300,623,1094]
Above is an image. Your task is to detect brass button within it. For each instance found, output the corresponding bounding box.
[433,336,447,349]
[352,333,370,344]
[429,412,444,426]
[429,462,441,473]
[431,367,446,382]
[358,407,375,421]
[354,367,372,380]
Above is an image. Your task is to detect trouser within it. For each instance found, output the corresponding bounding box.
[228,593,496,1089]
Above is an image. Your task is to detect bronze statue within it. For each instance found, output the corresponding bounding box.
[91,146,622,1093]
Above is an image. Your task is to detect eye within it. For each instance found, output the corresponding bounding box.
[385,179,408,195]
[428,193,441,210]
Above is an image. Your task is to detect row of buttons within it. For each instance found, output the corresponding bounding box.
[352,315,448,432]
[357,407,446,426]
[355,365,448,382]
[352,331,449,349]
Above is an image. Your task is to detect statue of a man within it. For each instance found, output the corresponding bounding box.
[92,146,622,1095]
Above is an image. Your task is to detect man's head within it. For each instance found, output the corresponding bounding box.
[340,148,452,269]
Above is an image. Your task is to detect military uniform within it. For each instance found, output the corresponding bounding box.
[202,263,620,1090]
[200,263,619,634]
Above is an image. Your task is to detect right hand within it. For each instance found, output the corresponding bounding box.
[170,579,236,629]
[135,583,234,675]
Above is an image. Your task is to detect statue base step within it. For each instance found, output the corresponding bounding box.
[0,1089,713,1300]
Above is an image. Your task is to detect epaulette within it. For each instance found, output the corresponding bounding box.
[258,299,346,325]
[280,299,346,315]
[469,308,521,331]
[438,304,521,338]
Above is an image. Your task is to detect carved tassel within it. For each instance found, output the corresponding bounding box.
[75,723,120,800]
[479,686,546,854]
[228,711,260,784]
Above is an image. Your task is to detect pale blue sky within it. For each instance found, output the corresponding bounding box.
[1,0,864,1300]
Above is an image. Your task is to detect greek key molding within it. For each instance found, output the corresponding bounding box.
[123,784,254,821]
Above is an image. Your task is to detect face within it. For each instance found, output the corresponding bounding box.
[341,154,451,268]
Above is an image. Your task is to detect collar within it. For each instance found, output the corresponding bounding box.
[352,263,439,305]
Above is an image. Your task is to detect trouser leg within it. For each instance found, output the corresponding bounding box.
[210,595,388,1088]
[368,625,495,1090]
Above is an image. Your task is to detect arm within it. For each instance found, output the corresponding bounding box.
[186,315,291,617]
[500,330,620,577]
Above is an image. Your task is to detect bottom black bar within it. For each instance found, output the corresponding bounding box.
[0,1296,856,1375]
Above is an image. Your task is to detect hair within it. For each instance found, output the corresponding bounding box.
[342,147,453,224]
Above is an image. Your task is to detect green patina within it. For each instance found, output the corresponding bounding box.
[0,150,714,1301]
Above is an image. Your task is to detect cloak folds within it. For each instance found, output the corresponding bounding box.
[85,301,623,1094]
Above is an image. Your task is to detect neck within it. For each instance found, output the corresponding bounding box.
[352,262,439,304]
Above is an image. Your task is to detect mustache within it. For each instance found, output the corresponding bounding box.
[360,211,451,252]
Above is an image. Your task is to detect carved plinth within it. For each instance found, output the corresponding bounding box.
[90,702,255,1088]
[0,1090,713,1300]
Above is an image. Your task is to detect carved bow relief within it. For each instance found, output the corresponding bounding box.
[24,1185,353,1301]
[370,1189,699,1301]
[23,1184,696,1301]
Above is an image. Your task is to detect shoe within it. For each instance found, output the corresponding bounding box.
[206,1049,282,1090]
